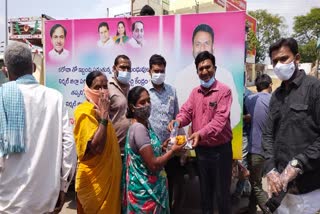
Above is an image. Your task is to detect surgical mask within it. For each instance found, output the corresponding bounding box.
[84,83,109,107]
[273,61,295,81]
[117,70,131,84]
[133,104,151,120]
[151,73,165,85]
[200,76,215,88]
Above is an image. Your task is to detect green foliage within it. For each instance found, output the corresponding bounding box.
[293,8,320,63]
[248,10,286,63]
[247,29,258,52]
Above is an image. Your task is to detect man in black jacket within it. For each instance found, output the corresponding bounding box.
[262,37,320,213]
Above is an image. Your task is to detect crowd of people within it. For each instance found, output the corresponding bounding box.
[0,5,319,214]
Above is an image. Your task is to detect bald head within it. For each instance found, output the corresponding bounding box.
[4,42,33,80]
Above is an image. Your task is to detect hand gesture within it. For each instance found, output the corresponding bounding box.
[280,163,301,192]
[167,120,181,132]
[188,132,201,148]
[97,89,109,120]
[266,170,282,198]
[171,140,186,155]
[162,138,170,152]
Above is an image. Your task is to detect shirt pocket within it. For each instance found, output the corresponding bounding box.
[289,103,309,121]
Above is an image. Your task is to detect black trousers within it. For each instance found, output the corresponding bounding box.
[165,156,186,213]
[195,142,233,214]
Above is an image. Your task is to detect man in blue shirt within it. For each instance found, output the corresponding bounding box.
[146,54,185,213]
[245,74,272,213]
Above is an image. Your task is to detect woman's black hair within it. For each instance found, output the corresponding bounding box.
[85,71,104,87]
[126,86,148,118]
[116,21,127,36]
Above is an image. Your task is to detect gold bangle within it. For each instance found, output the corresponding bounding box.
[100,119,108,126]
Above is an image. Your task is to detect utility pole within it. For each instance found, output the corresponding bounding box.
[195,0,199,13]
[131,0,135,16]
[5,0,8,46]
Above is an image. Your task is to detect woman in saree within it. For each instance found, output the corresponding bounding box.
[74,71,122,214]
[122,86,186,214]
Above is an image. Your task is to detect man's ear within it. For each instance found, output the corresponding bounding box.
[33,63,36,73]
[2,66,8,78]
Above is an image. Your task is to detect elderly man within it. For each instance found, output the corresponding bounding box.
[128,21,145,48]
[48,23,70,62]
[169,51,233,214]
[108,54,132,153]
[0,42,77,213]
[263,38,320,213]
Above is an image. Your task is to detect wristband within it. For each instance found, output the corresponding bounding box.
[100,119,108,126]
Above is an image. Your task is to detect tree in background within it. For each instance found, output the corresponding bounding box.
[248,10,286,63]
[293,8,320,63]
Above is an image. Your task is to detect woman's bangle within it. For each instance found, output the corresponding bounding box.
[99,119,108,126]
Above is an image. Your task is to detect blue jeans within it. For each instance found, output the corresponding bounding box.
[195,142,233,214]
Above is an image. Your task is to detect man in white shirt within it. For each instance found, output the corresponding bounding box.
[128,21,145,48]
[0,42,77,214]
[97,22,115,48]
[175,24,241,128]
[48,24,70,62]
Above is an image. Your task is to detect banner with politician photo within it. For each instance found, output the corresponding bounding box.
[44,11,245,159]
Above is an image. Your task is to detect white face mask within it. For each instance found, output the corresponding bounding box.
[273,61,296,81]
[151,73,165,85]
[116,70,131,84]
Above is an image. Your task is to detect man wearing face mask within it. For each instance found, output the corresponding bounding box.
[262,38,320,213]
[168,51,233,214]
[108,55,132,153]
[146,54,185,213]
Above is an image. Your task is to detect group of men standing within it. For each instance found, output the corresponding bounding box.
[0,17,320,214]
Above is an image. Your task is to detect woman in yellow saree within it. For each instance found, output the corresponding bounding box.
[74,71,122,214]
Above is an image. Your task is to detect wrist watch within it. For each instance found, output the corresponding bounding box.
[290,159,303,173]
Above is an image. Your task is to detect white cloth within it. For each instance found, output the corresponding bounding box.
[97,38,115,48]
[275,189,320,214]
[48,48,70,62]
[175,63,241,128]
[0,83,77,214]
[127,37,145,48]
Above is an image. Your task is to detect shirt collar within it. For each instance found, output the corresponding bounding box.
[280,69,305,90]
[109,77,129,92]
[147,82,166,92]
[197,79,219,95]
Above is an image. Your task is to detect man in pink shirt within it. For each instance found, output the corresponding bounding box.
[168,51,233,214]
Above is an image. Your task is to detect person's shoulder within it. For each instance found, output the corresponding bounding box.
[164,83,176,92]
[131,122,147,133]
[63,49,70,55]
[215,80,231,93]
[41,85,63,97]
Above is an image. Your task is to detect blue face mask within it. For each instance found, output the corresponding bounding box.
[117,70,131,84]
[200,76,215,88]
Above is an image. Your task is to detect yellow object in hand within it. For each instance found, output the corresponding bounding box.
[176,135,186,145]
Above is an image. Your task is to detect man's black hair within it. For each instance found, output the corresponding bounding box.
[192,24,214,44]
[131,21,144,32]
[140,5,155,16]
[114,54,130,66]
[269,38,299,58]
[195,51,216,70]
[98,22,109,32]
[149,54,166,69]
[255,74,272,92]
[50,24,67,37]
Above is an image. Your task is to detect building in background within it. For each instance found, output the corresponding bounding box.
[6,14,53,84]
